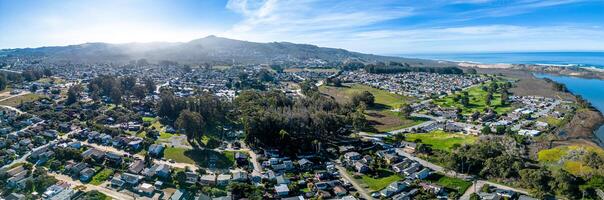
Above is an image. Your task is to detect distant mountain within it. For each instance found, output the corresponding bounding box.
[0,35,446,66]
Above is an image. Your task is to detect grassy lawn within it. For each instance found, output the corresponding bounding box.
[163,147,234,169]
[320,84,422,133]
[426,173,472,194]
[352,169,402,191]
[0,93,45,107]
[90,168,114,185]
[538,145,604,177]
[404,131,477,152]
[142,117,156,123]
[434,81,513,115]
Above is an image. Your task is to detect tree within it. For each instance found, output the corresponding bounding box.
[351,91,375,107]
[175,110,204,140]
[66,84,82,105]
[0,75,6,91]
[143,78,156,94]
[399,104,413,118]
[481,126,492,135]
[110,87,122,104]
[133,85,147,100]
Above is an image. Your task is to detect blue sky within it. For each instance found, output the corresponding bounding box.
[1,0,603,54]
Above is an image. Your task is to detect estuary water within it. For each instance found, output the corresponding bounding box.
[534,74,604,143]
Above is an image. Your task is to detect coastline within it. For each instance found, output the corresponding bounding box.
[454,60,604,147]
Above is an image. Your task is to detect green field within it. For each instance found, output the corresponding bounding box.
[90,168,114,185]
[351,169,403,191]
[163,147,234,169]
[434,82,513,115]
[426,173,472,194]
[0,93,45,107]
[404,131,478,152]
[538,145,604,177]
[142,117,156,123]
[320,84,424,133]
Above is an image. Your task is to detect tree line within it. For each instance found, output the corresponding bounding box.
[364,62,464,74]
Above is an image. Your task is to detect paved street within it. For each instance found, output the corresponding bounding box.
[335,165,375,200]
[49,172,135,200]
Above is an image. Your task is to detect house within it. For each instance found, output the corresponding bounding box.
[380,181,408,197]
[415,168,430,180]
[7,171,28,187]
[344,152,361,161]
[68,162,88,176]
[518,129,541,137]
[400,141,417,154]
[121,173,143,185]
[478,192,502,200]
[170,189,192,200]
[354,161,369,173]
[275,184,290,197]
[128,159,145,174]
[216,174,231,186]
[419,182,443,194]
[80,168,96,182]
[4,193,25,200]
[185,172,198,184]
[105,152,123,164]
[136,183,155,196]
[384,154,401,164]
[298,158,313,170]
[402,162,421,176]
[235,152,247,165]
[232,171,248,182]
[276,175,290,185]
[5,166,25,176]
[283,160,294,170]
[199,174,216,185]
[81,148,104,160]
[148,144,164,157]
[111,177,125,188]
[495,189,516,198]
[143,163,171,178]
[333,185,348,197]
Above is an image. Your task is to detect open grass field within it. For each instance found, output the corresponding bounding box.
[538,145,604,177]
[90,168,114,185]
[426,173,472,194]
[434,81,513,115]
[351,169,402,191]
[320,84,424,133]
[163,147,234,169]
[0,93,45,107]
[404,131,478,152]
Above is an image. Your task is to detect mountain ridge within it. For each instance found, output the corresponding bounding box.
[0,36,445,66]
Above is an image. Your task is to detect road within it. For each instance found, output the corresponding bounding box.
[396,149,531,199]
[49,172,135,200]
[0,120,47,170]
[460,180,530,200]
[335,165,375,200]
[240,143,263,177]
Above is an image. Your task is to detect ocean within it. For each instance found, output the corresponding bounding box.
[398,52,604,69]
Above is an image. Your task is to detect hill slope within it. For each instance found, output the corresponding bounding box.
[0,36,442,66]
